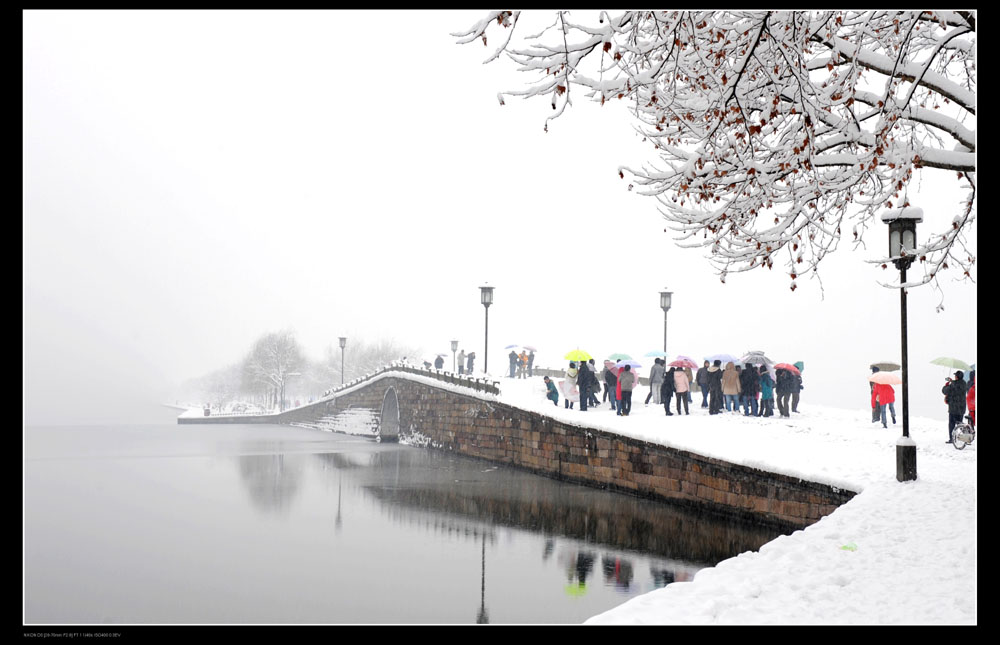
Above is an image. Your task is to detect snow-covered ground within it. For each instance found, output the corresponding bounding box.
[178,369,976,624]
[489,375,977,625]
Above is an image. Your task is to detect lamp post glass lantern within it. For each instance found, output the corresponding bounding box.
[451,339,459,372]
[880,207,923,482]
[480,285,494,374]
[660,289,673,354]
[339,336,347,385]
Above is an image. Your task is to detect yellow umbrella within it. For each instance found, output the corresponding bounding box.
[564,349,593,362]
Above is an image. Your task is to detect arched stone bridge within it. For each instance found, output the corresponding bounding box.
[180,363,855,530]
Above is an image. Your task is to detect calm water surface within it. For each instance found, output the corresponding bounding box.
[24,413,786,624]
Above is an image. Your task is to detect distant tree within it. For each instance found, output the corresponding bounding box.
[242,330,304,411]
[177,362,242,409]
[456,10,976,291]
[326,337,420,386]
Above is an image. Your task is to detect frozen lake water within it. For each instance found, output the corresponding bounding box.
[24,412,786,624]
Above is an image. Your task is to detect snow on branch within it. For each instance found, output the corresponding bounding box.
[458,10,976,291]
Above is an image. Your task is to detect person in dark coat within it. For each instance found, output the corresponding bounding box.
[508,350,519,378]
[602,363,618,411]
[577,360,597,411]
[870,366,882,424]
[791,362,804,413]
[434,356,444,369]
[707,360,724,415]
[775,368,796,418]
[660,366,676,416]
[741,363,760,417]
[697,361,711,408]
[942,371,969,443]
[587,359,601,407]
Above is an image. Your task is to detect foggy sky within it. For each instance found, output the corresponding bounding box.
[24,10,976,425]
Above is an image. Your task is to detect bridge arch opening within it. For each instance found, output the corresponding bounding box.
[377,386,400,443]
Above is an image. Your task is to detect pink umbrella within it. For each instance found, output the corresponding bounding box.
[869,372,902,385]
[669,358,698,369]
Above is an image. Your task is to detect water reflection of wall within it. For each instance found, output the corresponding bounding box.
[311,446,782,565]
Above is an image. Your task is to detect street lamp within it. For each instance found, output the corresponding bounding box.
[339,336,347,385]
[659,289,673,354]
[451,339,459,373]
[881,207,923,482]
[480,284,494,374]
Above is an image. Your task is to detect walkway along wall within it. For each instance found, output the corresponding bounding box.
[181,367,855,530]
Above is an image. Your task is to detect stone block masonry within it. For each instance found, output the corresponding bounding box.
[180,367,855,530]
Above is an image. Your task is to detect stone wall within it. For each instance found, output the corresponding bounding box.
[179,369,854,530]
[377,376,852,530]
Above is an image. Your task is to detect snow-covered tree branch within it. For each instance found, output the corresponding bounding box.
[455,10,976,290]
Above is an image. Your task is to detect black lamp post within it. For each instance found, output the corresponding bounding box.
[659,289,673,354]
[451,339,459,373]
[881,207,923,482]
[339,336,347,385]
[480,284,494,374]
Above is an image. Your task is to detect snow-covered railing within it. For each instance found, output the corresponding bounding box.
[322,361,501,398]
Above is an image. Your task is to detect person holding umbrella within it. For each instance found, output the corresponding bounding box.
[775,366,796,418]
[509,350,519,378]
[673,365,691,415]
[564,362,579,409]
[871,378,897,428]
[942,371,968,444]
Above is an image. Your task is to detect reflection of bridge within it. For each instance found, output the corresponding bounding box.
[180,363,855,530]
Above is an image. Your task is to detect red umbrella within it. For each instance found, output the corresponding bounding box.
[774,363,801,375]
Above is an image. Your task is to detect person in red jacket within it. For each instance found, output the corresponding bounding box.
[872,382,896,428]
[966,370,976,427]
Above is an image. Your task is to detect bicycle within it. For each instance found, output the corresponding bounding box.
[950,415,976,450]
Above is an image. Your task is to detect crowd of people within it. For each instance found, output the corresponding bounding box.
[543,358,804,419]
[508,349,536,379]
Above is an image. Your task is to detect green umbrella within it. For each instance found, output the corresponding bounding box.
[608,353,633,360]
[564,349,593,362]
[930,357,972,371]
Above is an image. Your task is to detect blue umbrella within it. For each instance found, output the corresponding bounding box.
[644,350,669,358]
[706,353,740,365]
[615,359,643,370]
